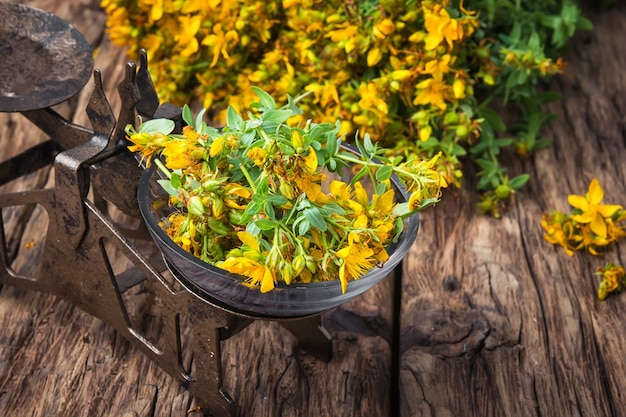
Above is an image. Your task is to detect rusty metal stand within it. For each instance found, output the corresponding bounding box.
[0,4,331,415]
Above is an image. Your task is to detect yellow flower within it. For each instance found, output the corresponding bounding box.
[175,15,202,57]
[126,131,171,167]
[219,257,275,293]
[210,136,226,157]
[541,212,577,256]
[597,263,625,300]
[423,6,463,50]
[247,148,268,167]
[201,23,240,67]
[301,146,318,174]
[329,180,351,201]
[373,18,395,39]
[373,189,396,216]
[358,82,389,115]
[423,55,452,78]
[162,139,193,170]
[414,76,451,111]
[567,179,622,238]
[336,242,375,294]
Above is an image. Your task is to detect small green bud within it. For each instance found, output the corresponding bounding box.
[187,196,205,216]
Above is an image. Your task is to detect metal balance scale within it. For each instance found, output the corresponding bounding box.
[0,3,418,416]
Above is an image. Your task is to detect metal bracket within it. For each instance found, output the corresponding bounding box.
[0,15,332,414]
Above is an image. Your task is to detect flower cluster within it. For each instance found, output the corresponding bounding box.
[102,0,590,217]
[596,263,626,301]
[542,179,626,300]
[541,179,626,256]
[127,88,445,293]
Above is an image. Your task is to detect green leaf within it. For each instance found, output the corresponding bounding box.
[375,182,389,195]
[534,138,552,150]
[392,202,410,217]
[479,107,506,132]
[241,130,256,146]
[170,172,181,188]
[294,217,311,236]
[576,16,593,31]
[182,104,194,128]
[351,166,369,184]
[451,142,467,156]
[208,219,229,235]
[363,133,375,155]
[226,106,245,131]
[267,194,288,206]
[140,118,175,135]
[376,165,393,181]
[278,142,295,156]
[262,109,293,125]
[195,108,207,132]
[303,207,327,232]
[251,86,276,111]
[393,217,404,243]
[245,222,261,236]
[157,179,179,197]
[264,201,276,219]
[246,118,263,129]
[418,197,440,209]
[508,174,530,189]
[253,219,277,231]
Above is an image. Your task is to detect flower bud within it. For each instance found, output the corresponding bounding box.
[305,258,317,273]
[279,182,295,200]
[282,262,294,285]
[292,254,306,276]
[208,219,229,235]
[187,196,205,216]
[291,130,304,153]
[211,197,225,218]
[229,210,245,225]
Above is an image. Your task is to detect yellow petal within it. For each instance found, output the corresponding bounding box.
[375,247,389,263]
[210,136,225,157]
[367,47,383,67]
[339,264,348,294]
[260,266,275,293]
[589,216,608,238]
[453,78,466,99]
[420,125,432,142]
[354,182,369,207]
[303,147,318,174]
[237,231,260,251]
[391,70,412,81]
[598,204,622,218]
[567,194,589,211]
[587,178,604,205]
[374,189,395,214]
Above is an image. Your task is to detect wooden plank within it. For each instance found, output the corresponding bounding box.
[0,1,396,416]
[399,3,626,416]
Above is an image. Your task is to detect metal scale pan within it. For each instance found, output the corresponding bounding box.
[0,2,93,112]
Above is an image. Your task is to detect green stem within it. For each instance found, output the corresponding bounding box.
[239,164,257,194]
[154,158,172,179]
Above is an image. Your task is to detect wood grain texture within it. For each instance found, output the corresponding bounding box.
[2,1,626,417]
[0,1,395,416]
[399,3,626,417]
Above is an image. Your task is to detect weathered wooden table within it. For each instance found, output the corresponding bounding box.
[1,1,625,416]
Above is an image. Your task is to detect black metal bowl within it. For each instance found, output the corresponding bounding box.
[137,161,419,319]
